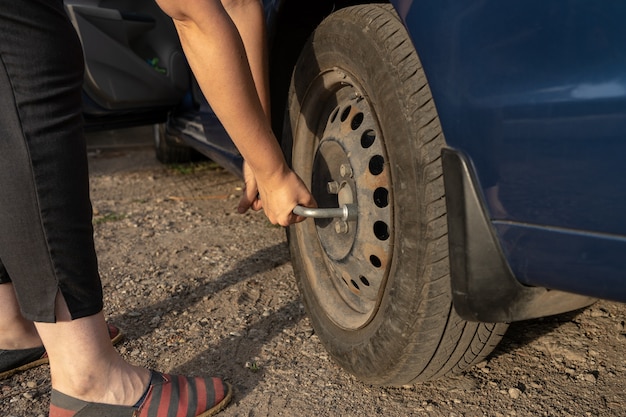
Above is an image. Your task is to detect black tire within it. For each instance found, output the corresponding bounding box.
[153,123,193,164]
[282,4,508,386]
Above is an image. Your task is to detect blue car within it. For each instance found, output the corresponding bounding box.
[67,0,626,386]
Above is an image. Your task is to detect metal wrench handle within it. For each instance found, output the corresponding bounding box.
[293,204,357,221]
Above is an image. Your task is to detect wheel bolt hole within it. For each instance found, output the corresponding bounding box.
[359,276,370,286]
[351,112,364,130]
[361,129,376,148]
[373,221,390,241]
[350,279,360,291]
[330,107,339,123]
[340,106,352,122]
[369,255,382,268]
[369,155,385,176]
[373,187,389,208]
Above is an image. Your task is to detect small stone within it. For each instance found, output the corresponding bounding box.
[589,309,609,318]
[562,350,585,363]
[508,388,522,399]
[583,373,597,383]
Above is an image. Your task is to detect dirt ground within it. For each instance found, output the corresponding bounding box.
[2,140,626,417]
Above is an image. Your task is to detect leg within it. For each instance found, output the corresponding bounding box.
[0,3,231,413]
[0,0,148,403]
[35,293,149,405]
[0,283,40,350]
[0,0,102,323]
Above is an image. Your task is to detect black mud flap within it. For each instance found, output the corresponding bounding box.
[441,148,595,323]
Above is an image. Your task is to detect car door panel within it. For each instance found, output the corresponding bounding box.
[65,0,188,111]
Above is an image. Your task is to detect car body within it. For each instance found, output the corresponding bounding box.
[67,0,626,385]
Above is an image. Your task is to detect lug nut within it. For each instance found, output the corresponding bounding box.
[340,164,353,178]
[335,220,349,234]
[327,181,340,194]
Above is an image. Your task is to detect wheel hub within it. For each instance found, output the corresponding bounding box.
[312,139,356,261]
[308,93,394,323]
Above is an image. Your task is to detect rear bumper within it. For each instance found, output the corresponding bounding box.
[441,148,596,323]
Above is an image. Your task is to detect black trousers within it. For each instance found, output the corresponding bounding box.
[0,0,103,322]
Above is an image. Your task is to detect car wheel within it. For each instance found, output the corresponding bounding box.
[283,4,509,385]
[153,123,193,164]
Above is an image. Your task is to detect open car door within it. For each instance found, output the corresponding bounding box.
[64,0,189,128]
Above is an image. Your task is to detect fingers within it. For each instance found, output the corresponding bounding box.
[237,186,260,213]
[290,213,307,225]
[237,195,252,214]
[278,185,318,226]
[240,200,309,226]
[277,199,316,226]
[251,198,263,211]
[238,161,261,213]
[273,212,299,227]
[236,165,317,226]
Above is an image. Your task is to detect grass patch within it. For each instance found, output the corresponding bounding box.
[93,212,125,224]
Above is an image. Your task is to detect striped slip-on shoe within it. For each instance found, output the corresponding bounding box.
[49,371,232,417]
[0,323,123,380]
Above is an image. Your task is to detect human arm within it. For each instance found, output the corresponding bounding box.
[155,0,315,226]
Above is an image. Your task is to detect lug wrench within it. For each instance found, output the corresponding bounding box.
[293,204,357,221]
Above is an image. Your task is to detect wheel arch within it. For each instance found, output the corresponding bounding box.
[270,2,598,324]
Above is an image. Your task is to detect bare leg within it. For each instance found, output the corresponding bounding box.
[34,292,150,405]
[0,283,41,350]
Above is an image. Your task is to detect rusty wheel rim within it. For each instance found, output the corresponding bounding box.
[292,69,394,330]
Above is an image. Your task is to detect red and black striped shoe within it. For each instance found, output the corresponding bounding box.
[0,323,123,380]
[49,371,232,417]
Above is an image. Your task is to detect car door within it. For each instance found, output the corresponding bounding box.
[64,0,189,127]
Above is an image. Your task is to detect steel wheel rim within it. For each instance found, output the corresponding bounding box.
[292,69,394,330]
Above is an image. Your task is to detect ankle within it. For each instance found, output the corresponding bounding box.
[0,323,41,350]
[52,360,150,406]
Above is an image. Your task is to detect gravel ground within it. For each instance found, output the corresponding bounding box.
[1,143,626,417]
